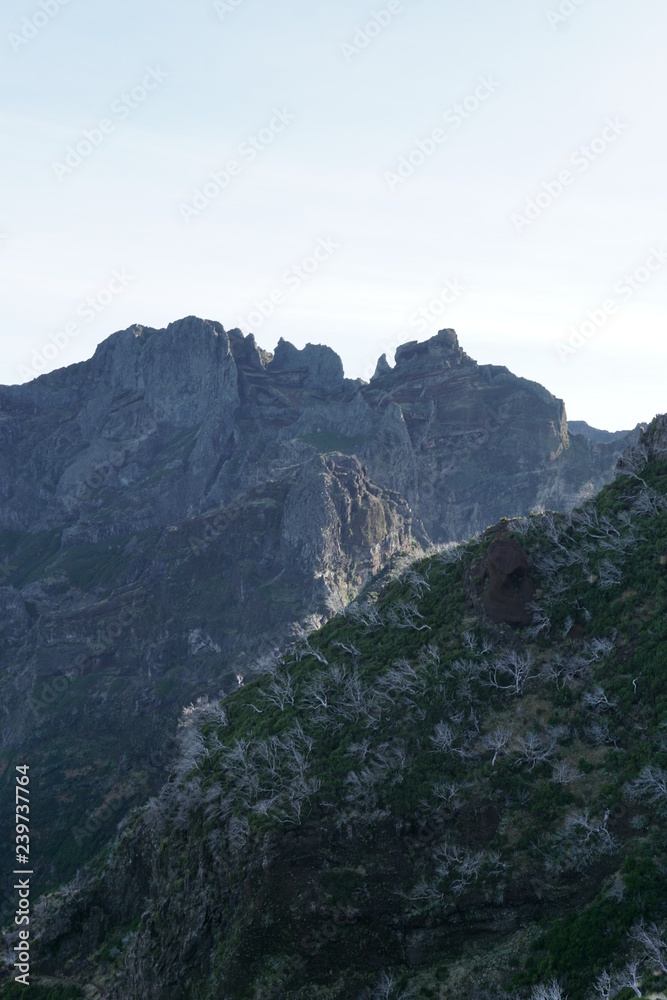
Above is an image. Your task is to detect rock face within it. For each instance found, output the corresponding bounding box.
[0,454,415,907]
[616,412,667,470]
[0,318,635,543]
[467,538,535,625]
[568,420,639,444]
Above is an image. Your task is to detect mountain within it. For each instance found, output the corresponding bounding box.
[0,318,635,544]
[0,318,642,902]
[568,421,640,445]
[9,414,667,1000]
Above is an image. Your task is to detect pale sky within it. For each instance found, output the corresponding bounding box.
[1,0,665,429]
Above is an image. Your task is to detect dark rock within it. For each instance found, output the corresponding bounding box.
[371,353,392,381]
[468,538,534,625]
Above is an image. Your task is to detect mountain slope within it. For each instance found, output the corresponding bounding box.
[0,319,640,902]
[0,454,418,905]
[13,416,667,1000]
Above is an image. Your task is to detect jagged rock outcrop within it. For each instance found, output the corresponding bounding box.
[616,412,667,471]
[467,537,535,625]
[0,318,638,543]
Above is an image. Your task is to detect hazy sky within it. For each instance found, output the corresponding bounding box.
[1,0,665,429]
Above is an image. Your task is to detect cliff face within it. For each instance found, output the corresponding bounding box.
[616,412,667,470]
[0,318,639,900]
[0,318,632,544]
[0,453,415,906]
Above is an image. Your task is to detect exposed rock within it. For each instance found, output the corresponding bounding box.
[467,537,534,625]
[0,320,637,544]
[392,327,472,374]
[371,352,392,381]
[267,338,345,391]
[616,412,667,472]
[568,420,639,444]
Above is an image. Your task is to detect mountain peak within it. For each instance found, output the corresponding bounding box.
[371,328,475,383]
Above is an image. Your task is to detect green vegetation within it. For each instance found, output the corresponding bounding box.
[0,984,83,999]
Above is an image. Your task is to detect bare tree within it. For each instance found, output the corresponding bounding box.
[541,510,574,557]
[366,971,417,1000]
[462,629,478,653]
[551,809,617,871]
[430,721,456,754]
[303,677,331,713]
[419,643,441,667]
[526,602,551,639]
[582,686,617,712]
[333,640,361,662]
[403,568,431,598]
[432,779,466,809]
[530,981,567,1000]
[487,650,539,697]
[617,447,648,488]
[264,672,296,710]
[626,765,667,809]
[482,727,513,766]
[615,960,643,997]
[515,731,559,770]
[584,719,620,750]
[630,921,667,974]
[551,760,583,785]
[592,969,612,999]
[432,839,505,897]
[347,739,372,762]
[347,602,385,632]
[633,487,667,517]
[579,634,616,666]
[386,600,432,632]
[597,559,623,589]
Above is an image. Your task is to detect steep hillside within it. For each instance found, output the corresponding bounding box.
[10,416,667,1000]
[0,454,417,905]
